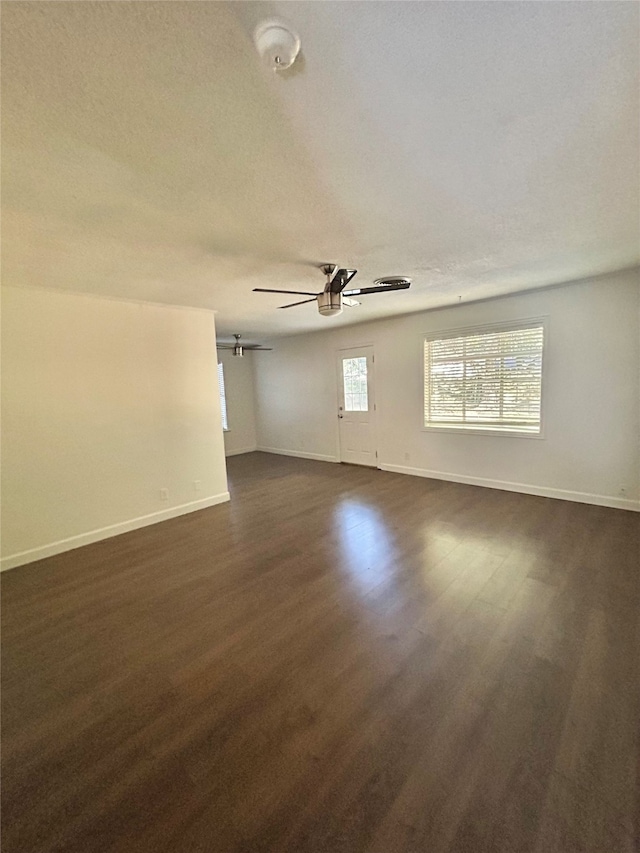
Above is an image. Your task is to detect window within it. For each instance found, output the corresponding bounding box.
[217,363,229,431]
[342,356,369,411]
[424,322,544,435]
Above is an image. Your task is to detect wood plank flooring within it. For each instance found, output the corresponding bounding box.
[2,452,639,852]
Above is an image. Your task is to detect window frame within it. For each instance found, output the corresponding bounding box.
[421,317,548,439]
[217,362,229,432]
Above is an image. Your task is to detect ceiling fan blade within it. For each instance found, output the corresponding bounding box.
[342,297,360,307]
[198,237,332,270]
[278,298,318,309]
[253,288,319,296]
[242,345,273,351]
[329,269,358,293]
[343,282,411,296]
[216,344,236,349]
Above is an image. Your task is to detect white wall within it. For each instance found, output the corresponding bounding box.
[1,287,229,570]
[255,269,640,510]
[218,349,258,456]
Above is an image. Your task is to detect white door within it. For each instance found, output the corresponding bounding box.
[337,346,377,466]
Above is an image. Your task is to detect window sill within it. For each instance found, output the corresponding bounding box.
[422,425,545,439]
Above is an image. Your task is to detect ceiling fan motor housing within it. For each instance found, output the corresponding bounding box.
[318,292,343,317]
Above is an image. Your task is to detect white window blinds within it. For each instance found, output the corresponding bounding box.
[424,323,544,434]
[217,363,229,431]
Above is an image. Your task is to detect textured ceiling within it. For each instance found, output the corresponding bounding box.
[2,1,638,341]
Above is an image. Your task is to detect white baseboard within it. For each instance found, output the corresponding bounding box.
[257,446,339,464]
[225,445,258,457]
[0,492,231,572]
[378,464,640,512]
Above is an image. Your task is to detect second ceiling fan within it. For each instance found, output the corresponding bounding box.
[253,265,411,317]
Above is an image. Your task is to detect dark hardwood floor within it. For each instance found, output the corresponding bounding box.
[2,452,639,852]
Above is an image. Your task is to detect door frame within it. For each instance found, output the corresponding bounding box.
[335,343,379,466]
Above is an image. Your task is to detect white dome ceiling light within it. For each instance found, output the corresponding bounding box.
[253,19,301,72]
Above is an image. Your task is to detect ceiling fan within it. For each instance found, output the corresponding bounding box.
[253,264,411,317]
[216,334,272,357]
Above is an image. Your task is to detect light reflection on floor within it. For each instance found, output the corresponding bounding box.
[333,496,561,643]
[333,498,400,595]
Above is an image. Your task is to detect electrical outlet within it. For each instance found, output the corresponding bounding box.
[404,452,410,462]
[159,488,169,501]
[194,480,202,492]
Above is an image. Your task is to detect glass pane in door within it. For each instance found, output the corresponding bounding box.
[342,357,368,411]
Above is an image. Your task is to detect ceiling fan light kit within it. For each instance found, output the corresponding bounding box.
[317,291,343,317]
